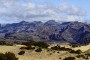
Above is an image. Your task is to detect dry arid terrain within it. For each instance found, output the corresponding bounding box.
[0,44,90,60]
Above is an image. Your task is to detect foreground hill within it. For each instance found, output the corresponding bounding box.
[0,20,90,44]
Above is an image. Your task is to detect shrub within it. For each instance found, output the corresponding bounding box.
[57,51,59,53]
[51,45,61,50]
[69,43,80,48]
[70,50,81,54]
[34,41,49,48]
[18,51,25,55]
[0,41,6,45]
[20,47,27,50]
[35,48,42,52]
[20,46,35,50]
[26,46,35,50]
[85,53,90,57]
[59,57,61,59]
[0,53,7,60]
[51,45,72,51]
[0,52,18,60]
[63,57,75,60]
[5,52,18,60]
[22,41,49,48]
[22,41,35,46]
[76,54,89,59]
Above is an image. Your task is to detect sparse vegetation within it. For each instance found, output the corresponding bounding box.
[0,41,13,46]
[22,41,49,48]
[20,46,35,50]
[51,45,72,51]
[0,52,18,60]
[69,50,81,54]
[18,51,25,55]
[57,51,59,53]
[35,48,42,52]
[33,41,49,48]
[22,41,35,46]
[76,54,89,59]
[63,57,75,60]
[85,53,90,57]
[69,44,80,48]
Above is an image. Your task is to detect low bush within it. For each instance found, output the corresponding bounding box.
[70,50,81,54]
[57,51,59,53]
[0,53,7,60]
[51,45,72,51]
[69,43,80,48]
[20,47,27,50]
[63,57,75,60]
[20,46,35,50]
[18,51,25,55]
[0,41,6,45]
[76,54,89,59]
[0,41,13,46]
[0,52,18,60]
[85,53,90,57]
[35,48,42,52]
[34,41,49,48]
[22,41,49,48]
[26,46,35,50]
[22,41,35,46]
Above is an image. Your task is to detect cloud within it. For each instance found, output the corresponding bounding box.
[58,3,86,16]
[0,0,86,23]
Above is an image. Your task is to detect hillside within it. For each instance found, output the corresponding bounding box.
[0,20,90,44]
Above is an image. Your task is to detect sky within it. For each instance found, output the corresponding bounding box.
[0,0,90,23]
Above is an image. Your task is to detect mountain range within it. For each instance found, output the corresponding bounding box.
[0,20,90,44]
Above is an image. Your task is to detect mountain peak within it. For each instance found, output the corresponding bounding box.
[44,20,58,26]
[20,21,29,25]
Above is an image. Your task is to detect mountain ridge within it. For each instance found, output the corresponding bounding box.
[0,20,90,44]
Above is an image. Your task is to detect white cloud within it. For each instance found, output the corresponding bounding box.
[0,0,86,23]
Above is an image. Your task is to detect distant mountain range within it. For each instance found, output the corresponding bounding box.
[0,20,90,44]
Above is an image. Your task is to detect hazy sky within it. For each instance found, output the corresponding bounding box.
[0,0,90,23]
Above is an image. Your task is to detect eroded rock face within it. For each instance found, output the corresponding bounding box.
[0,20,90,44]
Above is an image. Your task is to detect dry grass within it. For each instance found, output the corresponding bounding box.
[0,44,90,60]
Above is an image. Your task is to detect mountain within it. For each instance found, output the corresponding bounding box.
[0,20,90,44]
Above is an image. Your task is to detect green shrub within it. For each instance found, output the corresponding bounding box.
[18,51,25,55]
[35,48,42,52]
[20,47,27,50]
[51,45,72,51]
[20,46,35,50]
[0,53,7,60]
[5,52,18,60]
[26,46,35,50]
[0,52,18,60]
[51,45,61,50]
[22,41,49,48]
[63,57,75,60]
[34,41,49,48]
[22,41,35,46]
[76,54,89,59]
[85,53,90,57]
[70,50,81,54]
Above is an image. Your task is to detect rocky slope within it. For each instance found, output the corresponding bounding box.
[0,20,90,44]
